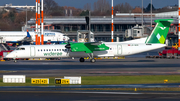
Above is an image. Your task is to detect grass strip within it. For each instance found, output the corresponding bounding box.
[48,88,180,91]
[0,75,179,86]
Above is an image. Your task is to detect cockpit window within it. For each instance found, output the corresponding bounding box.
[16,48,25,50]
[16,48,20,50]
[20,48,25,50]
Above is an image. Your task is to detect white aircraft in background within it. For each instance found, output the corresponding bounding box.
[5,19,173,63]
[0,30,69,45]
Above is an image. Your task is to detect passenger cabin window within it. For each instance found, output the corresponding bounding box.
[46,49,48,51]
[54,49,56,51]
[49,49,51,51]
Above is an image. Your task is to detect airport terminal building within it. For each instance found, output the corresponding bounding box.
[27,11,179,46]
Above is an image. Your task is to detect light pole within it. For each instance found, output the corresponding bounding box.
[151,0,152,27]
[179,0,180,50]
[142,0,144,36]
[111,0,114,42]
[26,4,27,28]
[89,10,91,42]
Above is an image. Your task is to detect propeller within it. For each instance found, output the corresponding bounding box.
[65,40,71,55]
[65,41,71,49]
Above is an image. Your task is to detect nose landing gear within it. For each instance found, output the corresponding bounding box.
[14,58,17,63]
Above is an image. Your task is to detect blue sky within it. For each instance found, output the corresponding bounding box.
[0,0,178,9]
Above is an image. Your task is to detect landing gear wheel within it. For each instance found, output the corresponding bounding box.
[14,60,17,63]
[90,59,96,63]
[79,57,85,62]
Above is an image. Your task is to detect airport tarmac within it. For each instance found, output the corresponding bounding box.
[0,91,180,101]
[0,57,180,77]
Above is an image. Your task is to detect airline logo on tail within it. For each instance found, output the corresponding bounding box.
[27,30,31,37]
[160,27,166,30]
[156,33,165,44]
[145,19,173,44]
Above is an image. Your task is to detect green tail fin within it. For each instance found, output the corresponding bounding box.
[145,19,173,44]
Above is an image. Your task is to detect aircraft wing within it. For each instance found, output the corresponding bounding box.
[66,42,109,53]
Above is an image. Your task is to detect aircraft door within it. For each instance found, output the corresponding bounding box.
[57,34,61,42]
[30,47,35,57]
[117,45,122,55]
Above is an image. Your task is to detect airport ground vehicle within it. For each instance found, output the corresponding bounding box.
[158,47,180,58]
[0,50,13,61]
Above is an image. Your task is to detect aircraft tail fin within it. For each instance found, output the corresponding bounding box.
[145,19,173,44]
[27,30,31,37]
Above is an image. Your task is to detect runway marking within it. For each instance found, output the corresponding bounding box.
[89,71,180,74]
[73,91,142,95]
[42,63,49,65]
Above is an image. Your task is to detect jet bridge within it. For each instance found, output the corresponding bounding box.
[0,37,10,51]
[77,30,95,42]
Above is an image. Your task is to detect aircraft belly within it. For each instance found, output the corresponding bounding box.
[69,52,88,57]
[69,51,114,57]
[94,51,113,57]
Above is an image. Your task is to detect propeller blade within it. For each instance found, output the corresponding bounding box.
[65,40,71,56]
[65,44,71,49]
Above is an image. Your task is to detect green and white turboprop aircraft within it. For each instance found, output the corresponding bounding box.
[5,19,173,63]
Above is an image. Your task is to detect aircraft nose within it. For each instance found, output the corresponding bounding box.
[4,52,14,58]
[66,36,70,40]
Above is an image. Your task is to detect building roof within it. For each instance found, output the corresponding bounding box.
[28,16,177,25]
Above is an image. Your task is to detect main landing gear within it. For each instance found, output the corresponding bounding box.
[79,57,85,62]
[90,58,96,63]
[13,58,17,63]
[88,53,96,63]
[79,53,96,63]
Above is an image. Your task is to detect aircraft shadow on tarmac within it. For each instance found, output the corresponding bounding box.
[82,60,156,63]
[12,59,155,63]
